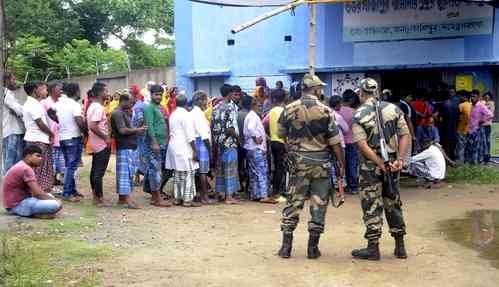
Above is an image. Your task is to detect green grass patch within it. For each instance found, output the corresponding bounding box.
[47,203,97,234]
[0,232,110,287]
[47,218,96,234]
[447,164,499,184]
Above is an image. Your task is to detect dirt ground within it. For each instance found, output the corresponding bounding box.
[2,156,499,287]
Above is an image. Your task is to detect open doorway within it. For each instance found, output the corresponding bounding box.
[380,70,443,98]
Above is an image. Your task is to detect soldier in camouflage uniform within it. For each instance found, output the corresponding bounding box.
[351,78,411,260]
[277,74,345,259]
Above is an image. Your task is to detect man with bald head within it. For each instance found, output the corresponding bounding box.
[165,94,200,207]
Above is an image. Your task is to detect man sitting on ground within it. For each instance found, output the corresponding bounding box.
[408,140,454,188]
[3,145,62,219]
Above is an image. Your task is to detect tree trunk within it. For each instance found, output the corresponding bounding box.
[0,0,5,177]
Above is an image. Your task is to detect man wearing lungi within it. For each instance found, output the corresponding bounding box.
[143,85,171,207]
[165,95,200,207]
[111,93,146,209]
[191,90,212,204]
[211,84,240,204]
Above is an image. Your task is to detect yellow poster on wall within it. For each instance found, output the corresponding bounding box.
[455,75,473,92]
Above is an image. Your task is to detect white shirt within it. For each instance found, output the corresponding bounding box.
[190,106,211,141]
[54,95,82,140]
[165,107,199,171]
[22,96,50,144]
[2,88,25,138]
[333,111,347,148]
[243,110,267,151]
[410,145,446,180]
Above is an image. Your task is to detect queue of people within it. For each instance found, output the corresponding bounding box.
[1,72,496,222]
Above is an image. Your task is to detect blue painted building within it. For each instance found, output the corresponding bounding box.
[175,1,499,113]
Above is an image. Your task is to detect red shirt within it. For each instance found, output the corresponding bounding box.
[2,161,37,209]
[411,99,433,126]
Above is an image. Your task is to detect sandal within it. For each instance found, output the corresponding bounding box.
[123,203,142,209]
[74,192,85,198]
[260,198,278,204]
[201,198,216,205]
[119,202,142,209]
[150,200,172,207]
[182,201,202,208]
[63,195,81,203]
[224,199,239,205]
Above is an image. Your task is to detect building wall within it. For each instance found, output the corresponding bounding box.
[322,5,499,68]
[175,1,304,96]
[175,2,498,96]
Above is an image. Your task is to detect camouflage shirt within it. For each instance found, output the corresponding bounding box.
[278,94,342,152]
[352,98,410,156]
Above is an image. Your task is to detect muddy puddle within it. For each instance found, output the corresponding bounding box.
[440,210,499,269]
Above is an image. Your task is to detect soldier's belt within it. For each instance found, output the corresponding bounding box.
[288,151,331,162]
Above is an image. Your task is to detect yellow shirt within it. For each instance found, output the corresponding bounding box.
[105,100,119,116]
[205,103,213,124]
[269,106,285,144]
[457,101,472,134]
[160,92,169,110]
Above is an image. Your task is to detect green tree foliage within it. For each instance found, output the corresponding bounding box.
[51,39,129,78]
[5,0,81,48]
[7,36,54,81]
[7,36,129,81]
[4,0,175,80]
[103,0,174,41]
[126,38,175,70]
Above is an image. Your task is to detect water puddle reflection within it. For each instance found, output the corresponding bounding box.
[440,210,499,269]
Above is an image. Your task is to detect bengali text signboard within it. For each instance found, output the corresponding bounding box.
[343,0,494,42]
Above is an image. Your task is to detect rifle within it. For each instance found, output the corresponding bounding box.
[374,99,398,200]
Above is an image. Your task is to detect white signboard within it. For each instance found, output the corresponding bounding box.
[332,73,364,96]
[343,1,494,42]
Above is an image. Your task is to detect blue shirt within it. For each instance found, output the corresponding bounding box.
[132,101,145,128]
[416,125,440,152]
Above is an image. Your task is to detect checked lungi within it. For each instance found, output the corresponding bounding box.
[173,170,196,202]
[409,161,433,180]
[246,149,269,199]
[116,149,137,195]
[215,147,240,195]
[143,142,167,193]
[466,131,482,164]
[26,141,54,193]
[53,147,66,174]
[195,137,210,174]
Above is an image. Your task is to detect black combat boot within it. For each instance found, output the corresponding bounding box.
[351,241,380,261]
[278,232,293,258]
[307,233,321,259]
[394,236,408,259]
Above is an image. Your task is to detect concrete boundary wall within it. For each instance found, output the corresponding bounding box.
[13,67,176,103]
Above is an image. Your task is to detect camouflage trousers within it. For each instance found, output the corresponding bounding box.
[359,165,406,243]
[281,151,331,234]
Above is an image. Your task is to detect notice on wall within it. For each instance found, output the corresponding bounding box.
[343,1,494,42]
[332,73,365,96]
[455,75,473,92]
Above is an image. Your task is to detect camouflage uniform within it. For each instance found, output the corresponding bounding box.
[352,98,409,243]
[278,93,342,234]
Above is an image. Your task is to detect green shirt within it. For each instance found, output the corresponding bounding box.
[143,103,167,145]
